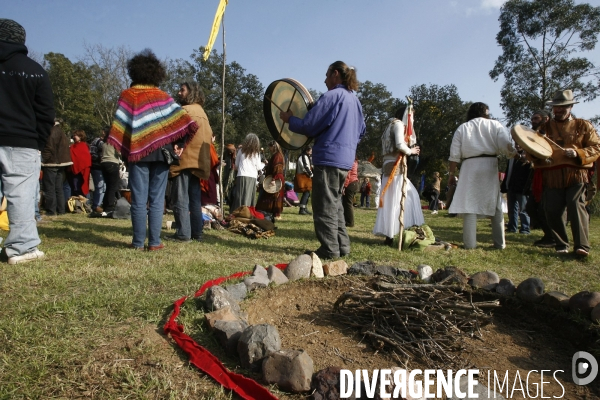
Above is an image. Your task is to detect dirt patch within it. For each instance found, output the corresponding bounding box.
[243,277,600,399]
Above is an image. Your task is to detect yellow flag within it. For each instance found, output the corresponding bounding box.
[203,0,228,61]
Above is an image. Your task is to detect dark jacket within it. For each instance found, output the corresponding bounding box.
[0,40,55,150]
[501,156,532,194]
[41,125,72,167]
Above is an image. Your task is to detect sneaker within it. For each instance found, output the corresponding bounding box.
[576,248,589,257]
[8,249,44,265]
[556,248,569,254]
[431,210,438,215]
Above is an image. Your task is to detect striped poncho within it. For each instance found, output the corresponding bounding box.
[107,85,198,162]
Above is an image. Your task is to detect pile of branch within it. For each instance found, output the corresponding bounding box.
[333,279,500,369]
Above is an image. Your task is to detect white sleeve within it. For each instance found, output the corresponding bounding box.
[449,126,463,163]
[392,121,412,155]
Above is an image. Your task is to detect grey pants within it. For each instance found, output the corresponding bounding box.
[544,183,589,251]
[312,166,350,258]
[462,207,505,249]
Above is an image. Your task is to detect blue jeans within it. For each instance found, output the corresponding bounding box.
[128,162,169,248]
[0,147,41,257]
[90,169,105,209]
[507,192,530,233]
[360,192,370,207]
[171,170,203,240]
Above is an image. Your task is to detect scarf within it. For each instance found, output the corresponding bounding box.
[107,85,198,162]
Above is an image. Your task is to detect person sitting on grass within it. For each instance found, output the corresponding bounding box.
[283,182,301,207]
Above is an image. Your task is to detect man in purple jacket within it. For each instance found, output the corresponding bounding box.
[0,19,55,264]
[280,61,366,259]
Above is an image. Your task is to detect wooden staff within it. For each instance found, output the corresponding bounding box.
[398,154,408,251]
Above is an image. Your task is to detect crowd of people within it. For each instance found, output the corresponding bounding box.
[1,17,598,265]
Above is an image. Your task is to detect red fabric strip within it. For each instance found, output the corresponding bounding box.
[164,263,289,399]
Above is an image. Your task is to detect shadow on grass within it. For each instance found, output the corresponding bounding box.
[38,218,132,247]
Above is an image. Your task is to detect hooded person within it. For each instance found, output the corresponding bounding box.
[0,19,55,264]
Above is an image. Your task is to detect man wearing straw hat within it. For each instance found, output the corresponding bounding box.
[528,90,600,257]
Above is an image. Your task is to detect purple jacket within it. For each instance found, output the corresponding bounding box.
[289,84,365,170]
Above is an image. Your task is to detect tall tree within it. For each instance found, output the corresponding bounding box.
[43,52,98,134]
[165,48,267,147]
[82,43,132,129]
[490,0,600,125]
[410,84,470,179]
[356,81,398,165]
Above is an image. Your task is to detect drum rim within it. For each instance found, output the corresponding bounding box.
[263,175,283,193]
[263,78,314,151]
[511,124,553,159]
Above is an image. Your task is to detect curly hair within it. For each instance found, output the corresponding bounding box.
[328,61,359,91]
[180,81,205,106]
[240,133,261,158]
[72,129,86,141]
[466,102,489,122]
[127,49,166,86]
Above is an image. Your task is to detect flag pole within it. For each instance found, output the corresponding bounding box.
[218,15,226,208]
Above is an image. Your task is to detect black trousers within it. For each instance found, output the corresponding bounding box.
[101,162,121,212]
[42,166,66,215]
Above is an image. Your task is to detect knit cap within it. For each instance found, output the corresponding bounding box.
[0,19,26,44]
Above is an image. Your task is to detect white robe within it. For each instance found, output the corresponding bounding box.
[373,173,424,237]
[448,118,515,217]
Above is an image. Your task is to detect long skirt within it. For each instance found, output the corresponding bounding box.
[256,187,284,217]
[229,176,256,213]
[373,173,424,238]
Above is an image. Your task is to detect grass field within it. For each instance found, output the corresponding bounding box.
[0,205,597,398]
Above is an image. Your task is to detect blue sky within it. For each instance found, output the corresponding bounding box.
[5,0,600,122]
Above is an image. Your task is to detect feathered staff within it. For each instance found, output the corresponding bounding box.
[398,97,415,250]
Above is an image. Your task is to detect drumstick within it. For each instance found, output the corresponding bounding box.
[265,95,286,113]
[544,136,565,151]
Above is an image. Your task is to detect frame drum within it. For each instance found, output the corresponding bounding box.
[263,78,314,151]
[511,124,553,159]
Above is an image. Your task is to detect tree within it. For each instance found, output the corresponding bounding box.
[356,81,398,165]
[165,48,267,147]
[490,0,600,125]
[82,43,132,129]
[43,52,98,134]
[410,84,470,182]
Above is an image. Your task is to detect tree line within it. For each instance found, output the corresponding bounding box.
[36,0,600,188]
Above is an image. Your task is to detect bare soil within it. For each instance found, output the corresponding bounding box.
[243,277,600,400]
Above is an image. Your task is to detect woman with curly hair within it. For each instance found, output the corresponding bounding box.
[106,49,198,251]
[229,133,264,213]
[256,140,285,219]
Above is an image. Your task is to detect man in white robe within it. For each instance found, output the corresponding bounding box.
[447,102,516,249]
[373,107,424,246]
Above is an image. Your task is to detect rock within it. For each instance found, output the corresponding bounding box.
[569,291,600,316]
[447,375,506,399]
[244,274,270,291]
[204,306,240,329]
[311,366,343,400]
[237,324,281,371]
[516,277,545,303]
[252,264,268,277]
[348,261,376,276]
[543,291,570,310]
[205,285,241,314]
[374,265,398,278]
[213,319,249,356]
[262,349,313,392]
[495,278,516,296]
[417,264,433,283]
[591,303,600,321]
[267,265,289,285]
[431,266,469,285]
[224,282,247,302]
[285,254,312,281]
[311,253,324,278]
[323,260,349,276]
[469,271,500,291]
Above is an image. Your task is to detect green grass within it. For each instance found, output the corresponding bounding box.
[0,206,597,398]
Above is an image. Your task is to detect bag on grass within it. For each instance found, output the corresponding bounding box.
[401,224,435,251]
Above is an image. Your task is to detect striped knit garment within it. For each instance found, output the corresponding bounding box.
[107,85,198,162]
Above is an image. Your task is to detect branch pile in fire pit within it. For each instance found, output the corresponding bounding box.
[333,279,500,369]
